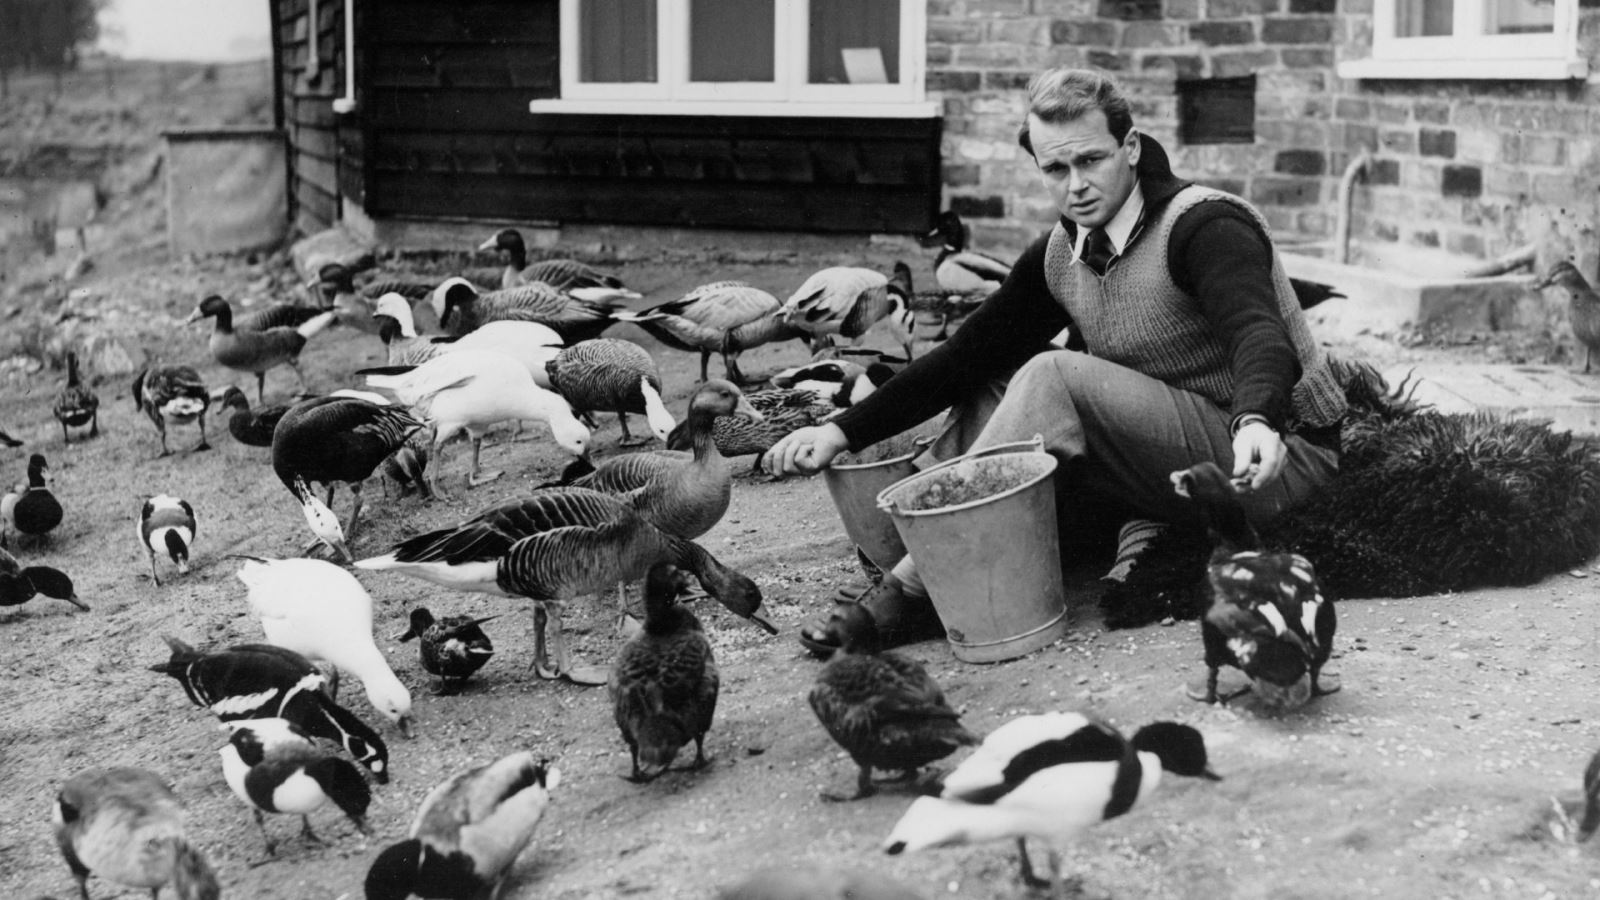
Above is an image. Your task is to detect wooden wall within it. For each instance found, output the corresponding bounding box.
[273,0,345,235]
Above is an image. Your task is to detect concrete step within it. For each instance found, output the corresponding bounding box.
[1382,363,1600,437]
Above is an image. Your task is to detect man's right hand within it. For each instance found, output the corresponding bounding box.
[763,423,851,477]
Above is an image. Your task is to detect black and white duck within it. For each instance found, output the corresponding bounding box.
[0,545,86,613]
[609,562,719,782]
[808,602,978,801]
[364,752,560,900]
[185,294,337,402]
[52,766,220,900]
[2,452,63,548]
[132,365,211,456]
[921,210,1012,294]
[613,281,804,384]
[432,276,622,344]
[52,350,99,443]
[544,337,674,447]
[219,717,373,857]
[215,385,288,447]
[778,262,914,358]
[139,494,196,586]
[478,227,640,299]
[1172,461,1339,709]
[396,607,498,692]
[373,291,564,382]
[150,636,392,782]
[883,712,1220,899]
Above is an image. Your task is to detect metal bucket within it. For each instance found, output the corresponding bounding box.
[876,437,1067,663]
[823,437,932,575]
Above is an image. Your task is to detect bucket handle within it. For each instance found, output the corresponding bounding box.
[876,434,1047,515]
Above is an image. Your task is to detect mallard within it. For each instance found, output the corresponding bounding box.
[432,276,622,343]
[1531,260,1600,373]
[139,494,197,586]
[609,562,719,781]
[1172,462,1339,709]
[185,294,337,402]
[364,753,559,900]
[545,338,674,447]
[0,545,86,612]
[373,291,564,383]
[214,385,287,447]
[396,607,497,691]
[132,365,211,456]
[219,717,373,857]
[613,281,803,383]
[53,350,99,443]
[479,227,640,298]
[883,713,1220,899]
[808,602,978,801]
[52,767,220,900]
[921,210,1012,294]
[2,452,63,547]
[778,262,914,358]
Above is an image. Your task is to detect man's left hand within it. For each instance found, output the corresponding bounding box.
[1232,421,1285,492]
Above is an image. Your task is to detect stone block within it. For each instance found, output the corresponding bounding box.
[1521,134,1566,167]
[1088,49,1131,69]
[1380,128,1416,154]
[952,195,1007,218]
[1211,49,1277,77]
[1419,128,1456,158]
[965,0,1031,14]
[984,70,1034,90]
[1189,20,1254,43]
[1275,149,1327,175]
[1250,176,1321,206]
[989,19,1050,43]
[1098,0,1164,17]
[1288,253,1537,340]
[1413,101,1450,124]
[1050,19,1118,44]
[1281,47,1333,67]
[1032,0,1097,13]
[1261,16,1333,43]
[1445,229,1485,257]
[944,164,982,187]
[1209,0,1276,15]
[1368,158,1400,185]
[1167,0,1202,17]
[929,20,986,43]
[1383,364,1600,437]
[1455,130,1499,164]
[929,70,982,92]
[1140,54,1203,78]
[1289,0,1336,10]
[1121,21,1182,47]
[1482,163,1527,197]
[1336,97,1371,121]
[1442,165,1483,198]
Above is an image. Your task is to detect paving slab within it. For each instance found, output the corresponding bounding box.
[1382,362,1600,437]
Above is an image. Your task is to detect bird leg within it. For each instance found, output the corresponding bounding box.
[427,433,454,501]
[290,359,309,395]
[821,764,877,803]
[344,481,366,543]
[255,372,267,405]
[691,735,710,770]
[89,410,98,438]
[194,414,211,453]
[617,413,649,447]
[254,807,278,857]
[1016,838,1052,890]
[699,349,712,383]
[1186,666,1250,704]
[467,436,503,486]
[532,601,608,685]
[147,548,161,586]
[300,815,325,845]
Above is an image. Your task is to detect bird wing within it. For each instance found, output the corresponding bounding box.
[940,712,1111,803]
[782,268,885,331]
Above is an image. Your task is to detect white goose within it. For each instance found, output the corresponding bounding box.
[372,292,564,385]
[778,262,915,359]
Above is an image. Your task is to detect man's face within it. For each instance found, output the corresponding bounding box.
[1028,109,1141,229]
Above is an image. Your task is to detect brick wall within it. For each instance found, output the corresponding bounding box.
[930,0,1600,273]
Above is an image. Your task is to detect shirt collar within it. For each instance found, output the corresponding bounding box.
[1072,181,1146,261]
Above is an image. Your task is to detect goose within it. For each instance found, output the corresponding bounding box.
[396,607,498,692]
[364,752,560,900]
[272,393,426,560]
[238,555,414,737]
[609,562,720,782]
[373,291,564,385]
[808,602,978,801]
[308,262,383,334]
[219,717,373,857]
[184,294,337,402]
[921,210,1013,294]
[149,636,392,782]
[0,426,20,447]
[882,712,1220,899]
[132,365,211,456]
[431,276,622,343]
[356,487,776,684]
[1580,746,1600,842]
[479,227,640,298]
[778,262,914,358]
[139,494,197,586]
[361,350,590,495]
[612,281,804,383]
[215,385,288,447]
[52,766,221,900]
[1173,462,1339,709]
[545,338,674,446]
[0,545,86,612]
[1531,260,1600,373]
[562,379,761,539]
[53,350,100,443]
[234,301,336,332]
[2,452,63,547]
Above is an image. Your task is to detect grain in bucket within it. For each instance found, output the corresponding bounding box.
[875,436,1068,663]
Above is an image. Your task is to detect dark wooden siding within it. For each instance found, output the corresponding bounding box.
[274,0,345,235]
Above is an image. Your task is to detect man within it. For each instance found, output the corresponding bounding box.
[765,68,1346,655]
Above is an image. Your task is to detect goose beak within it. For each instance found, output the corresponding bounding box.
[398,715,415,739]
[476,236,499,252]
[471,615,501,627]
[181,308,203,325]
[744,607,779,635]
[1201,767,1223,781]
[394,627,417,642]
[327,538,354,564]
[65,594,90,612]
[733,396,764,423]
[1530,273,1554,290]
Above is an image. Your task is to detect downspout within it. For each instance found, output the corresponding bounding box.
[332,0,356,113]
[1335,149,1371,264]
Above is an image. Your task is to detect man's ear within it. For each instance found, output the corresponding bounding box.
[1124,128,1141,167]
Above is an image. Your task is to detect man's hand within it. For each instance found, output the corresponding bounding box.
[1231,420,1285,492]
[763,423,850,477]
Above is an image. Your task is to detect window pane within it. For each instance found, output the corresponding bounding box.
[690,0,774,82]
[1485,0,1553,34]
[809,0,900,85]
[580,0,657,83]
[1394,0,1452,36]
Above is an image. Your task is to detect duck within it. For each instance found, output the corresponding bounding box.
[219,717,373,857]
[184,294,337,402]
[396,607,498,692]
[613,281,804,383]
[132,365,212,456]
[52,350,99,443]
[215,385,288,447]
[2,453,63,547]
[479,227,641,298]
[561,379,761,538]
[882,712,1220,899]
[149,636,392,782]
[921,210,1012,294]
[361,350,590,495]
[609,562,720,781]
[233,300,337,332]
[545,338,674,446]
[718,866,928,900]
[0,426,19,447]
[431,276,622,343]
[52,766,220,900]
[139,494,197,586]
[356,487,776,684]
[778,262,914,358]
[238,555,414,737]
[0,545,86,613]
[364,752,560,900]
[1579,746,1600,842]
[1172,461,1339,709]
[1532,260,1600,374]
[381,429,432,500]
[373,291,564,383]
[807,602,978,801]
[272,393,427,560]
[308,262,383,334]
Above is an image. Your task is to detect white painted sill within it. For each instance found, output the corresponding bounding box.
[1337,57,1589,80]
[526,99,941,119]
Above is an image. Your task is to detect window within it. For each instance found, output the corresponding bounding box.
[532,0,933,117]
[1339,0,1586,79]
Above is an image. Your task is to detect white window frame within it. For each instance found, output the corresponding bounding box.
[1338,0,1587,80]
[531,0,936,118]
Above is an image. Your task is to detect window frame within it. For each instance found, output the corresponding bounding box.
[1338,0,1587,79]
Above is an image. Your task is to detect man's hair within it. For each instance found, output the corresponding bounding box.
[1017,68,1133,155]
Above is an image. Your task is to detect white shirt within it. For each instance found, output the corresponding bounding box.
[1072,182,1146,265]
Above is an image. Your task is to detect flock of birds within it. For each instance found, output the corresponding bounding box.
[9,218,1600,900]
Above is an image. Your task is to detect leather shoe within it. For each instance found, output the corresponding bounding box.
[798,578,944,658]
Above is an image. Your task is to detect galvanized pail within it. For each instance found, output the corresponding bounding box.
[823,436,932,575]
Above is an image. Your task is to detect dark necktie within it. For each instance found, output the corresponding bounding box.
[1081,227,1114,276]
